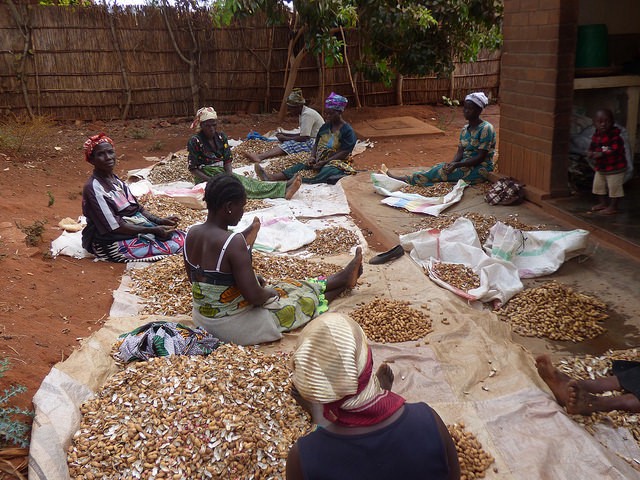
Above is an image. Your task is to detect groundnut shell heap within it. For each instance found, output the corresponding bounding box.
[400,183,455,197]
[129,255,192,316]
[431,262,480,292]
[147,152,193,184]
[448,422,495,480]
[349,297,432,343]
[138,194,206,230]
[306,227,360,256]
[68,345,311,480]
[496,281,608,342]
[252,251,342,282]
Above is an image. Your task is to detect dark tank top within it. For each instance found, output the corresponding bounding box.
[296,402,450,480]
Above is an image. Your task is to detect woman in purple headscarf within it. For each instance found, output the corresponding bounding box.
[385,92,496,186]
[254,92,358,185]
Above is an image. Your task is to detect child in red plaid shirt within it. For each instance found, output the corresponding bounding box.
[587,109,627,215]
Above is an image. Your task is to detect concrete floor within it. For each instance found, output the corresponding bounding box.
[342,172,640,359]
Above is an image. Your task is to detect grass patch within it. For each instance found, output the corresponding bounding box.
[16,219,47,247]
[0,358,33,448]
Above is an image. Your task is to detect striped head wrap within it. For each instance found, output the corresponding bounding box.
[287,88,306,106]
[291,313,405,427]
[191,107,218,130]
[83,133,114,162]
[464,92,489,110]
[325,92,348,112]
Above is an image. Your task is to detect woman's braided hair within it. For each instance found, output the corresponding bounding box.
[204,174,246,211]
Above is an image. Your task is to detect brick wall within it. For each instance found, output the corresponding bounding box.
[499,0,579,199]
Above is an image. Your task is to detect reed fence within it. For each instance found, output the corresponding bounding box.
[0,4,500,121]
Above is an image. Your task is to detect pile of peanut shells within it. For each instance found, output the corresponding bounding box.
[138,194,206,230]
[555,349,640,450]
[400,183,455,197]
[448,422,496,479]
[147,152,192,184]
[496,281,608,342]
[252,251,342,282]
[431,262,480,292]
[128,255,192,316]
[305,226,360,256]
[231,139,277,167]
[68,345,311,479]
[349,297,432,343]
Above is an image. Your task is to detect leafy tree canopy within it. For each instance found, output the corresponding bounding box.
[211,0,502,84]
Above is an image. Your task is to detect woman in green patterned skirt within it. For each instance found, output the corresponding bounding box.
[183,174,363,345]
[187,106,301,199]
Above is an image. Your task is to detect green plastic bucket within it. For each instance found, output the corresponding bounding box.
[576,24,609,68]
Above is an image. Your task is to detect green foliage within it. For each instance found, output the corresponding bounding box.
[47,190,55,207]
[355,0,503,81]
[442,96,460,107]
[127,127,150,139]
[16,219,47,247]
[39,0,92,5]
[0,358,33,448]
[209,0,502,85]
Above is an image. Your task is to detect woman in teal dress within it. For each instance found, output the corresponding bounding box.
[386,92,496,186]
[183,174,363,346]
[187,106,301,199]
[254,92,358,185]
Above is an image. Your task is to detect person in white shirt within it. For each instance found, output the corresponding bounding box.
[243,88,324,163]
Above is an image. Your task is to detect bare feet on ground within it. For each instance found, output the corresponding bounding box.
[535,355,572,407]
[591,203,607,212]
[243,151,261,163]
[598,207,618,215]
[376,363,394,391]
[346,246,364,289]
[254,163,269,181]
[567,380,599,415]
[244,217,261,247]
[379,163,389,175]
[285,174,302,200]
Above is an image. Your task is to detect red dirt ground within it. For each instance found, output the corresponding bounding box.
[0,104,498,457]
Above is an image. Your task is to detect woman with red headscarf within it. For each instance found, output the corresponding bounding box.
[81,133,186,262]
[287,313,460,480]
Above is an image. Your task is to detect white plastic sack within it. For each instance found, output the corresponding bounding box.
[401,217,523,306]
[371,174,468,216]
[50,230,93,259]
[484,222,590,278]
[234,204,316,252]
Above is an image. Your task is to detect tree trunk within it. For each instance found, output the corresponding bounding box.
[396,74,403,106]
[278,49,307,121]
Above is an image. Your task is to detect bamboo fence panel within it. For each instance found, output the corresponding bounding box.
[0,4,501,121]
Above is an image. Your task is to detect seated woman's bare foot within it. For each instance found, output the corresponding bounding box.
[243,151,262,164]
[376,363,394,391]
[285,174,302,200]
[567,380,600,415]
[244,216,261,247]
[379,163,389,175]
[254,163,270,181]
[535,355,572,407]
[598,207,619,216]
[345,246,363,289]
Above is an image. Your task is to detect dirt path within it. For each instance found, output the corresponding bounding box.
[0,104,475,418]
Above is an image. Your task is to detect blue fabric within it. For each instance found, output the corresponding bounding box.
[296,402,450,480]
[247,131,277,142]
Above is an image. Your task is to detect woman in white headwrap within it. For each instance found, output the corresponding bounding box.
[286,313,460,480]
[187,107,302,200]
[385,92,496,186]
